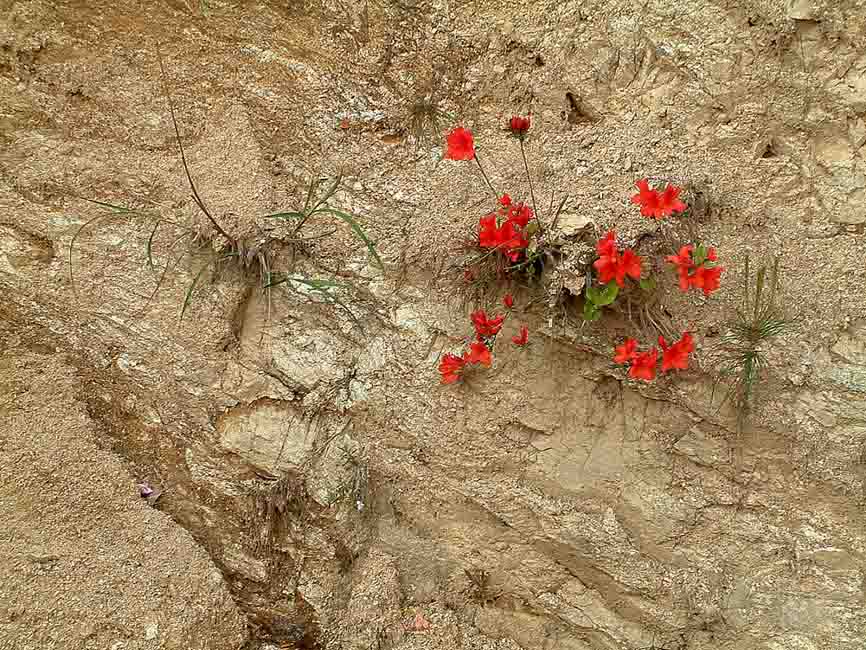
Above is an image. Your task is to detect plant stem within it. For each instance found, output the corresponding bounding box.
[519,139,542,234]
[473,151,498,198]
[157,47,233,244]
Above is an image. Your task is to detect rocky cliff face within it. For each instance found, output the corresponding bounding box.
[2,1,866,649]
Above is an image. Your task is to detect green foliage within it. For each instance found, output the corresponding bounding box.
[266,175,384,272]
[586,281,619,306]
[583,280,619,321]
[583,301,602,321]
[713,255,790,433]
[638,276,656,292]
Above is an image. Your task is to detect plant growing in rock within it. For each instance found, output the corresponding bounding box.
[583,230,651,321]
[711,255,789,432]
[69,53,383,323]
[666,243,725,297]
[463,568,503,607]
[614,332,694,382]
[407,95,452,150]
[437,116,727,386]
[438,294,528,384]
[445,117,567,292]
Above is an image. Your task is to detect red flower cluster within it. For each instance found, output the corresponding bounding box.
[478,194,533,262]
[593,231,643,287]
[439,340,491,384]
[630,179,687,219]
[509,115,531,139]
[439,298,529,383]
[614,332,693,381]
[471,309,505,338]
[659,333,694,372]
[445,127,476,160]
[665,245,724,297]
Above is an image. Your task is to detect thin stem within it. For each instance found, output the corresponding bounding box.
[519,139,542,233]
[156,46,233,243]
[473,151,498,198]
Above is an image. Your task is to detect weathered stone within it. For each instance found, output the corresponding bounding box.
[216,400,316,471]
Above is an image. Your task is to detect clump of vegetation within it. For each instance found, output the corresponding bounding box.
[68,53,382,323]
[407,96,452,150]
[712,255,789,432]
[464,568,502,606]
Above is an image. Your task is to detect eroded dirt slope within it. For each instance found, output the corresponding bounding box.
[2,1,866,649]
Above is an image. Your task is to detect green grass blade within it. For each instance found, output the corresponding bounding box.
[180,256,216,320]
[310,174,342,215]
[68,213,111,297]
[70,197,139,213]
[316,208,384,271]
[263,211,306,220]
[265,274,345,290]
[146,220,161,273]
[302,177,318,215]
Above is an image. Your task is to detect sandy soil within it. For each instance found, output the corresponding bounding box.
[2,0,866,649]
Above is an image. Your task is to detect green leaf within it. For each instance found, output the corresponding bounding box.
[638,276,656,291]
[180,257,217,320]
[265,274,345,291]
[583,301,602,321]
[263,211,305,220]
[694,244,708,266]
[315,208,384,271]
[586,281,619,306]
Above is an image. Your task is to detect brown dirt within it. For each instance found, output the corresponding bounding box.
[2,1,866,649]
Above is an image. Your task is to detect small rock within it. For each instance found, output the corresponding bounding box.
[145,623,158,641]
[788,0,815,20]
[555,212,593,237]
[561,270,586,297]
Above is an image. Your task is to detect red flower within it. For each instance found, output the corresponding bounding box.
[613,338,638,364]
[499,194,512,207]
[478,213,500,249]
[506,202,534,228]
[659,332,693,372]
[512,325,529,346]
[509,115,531,138]
[689,265,724,296]
[666,245,724,296]
[439,353,466,384]
[593,252,619,285]
[618,249,643,285]
[478,216,528,261]
[631,179,661,218]
[597,231,617,257]
[629,348,658,381]
[471,310,505,338]
[658,184,687,215]
[666,245,694,291]
[593,241,642,288]
[445,127,475,160]
[631,179,687,219]
[466,341,492,366]
[503,294,514,308]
